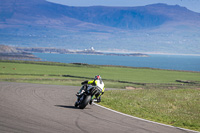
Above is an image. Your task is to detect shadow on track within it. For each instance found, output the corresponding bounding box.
[55,105,92,110]
[55,105,78,109]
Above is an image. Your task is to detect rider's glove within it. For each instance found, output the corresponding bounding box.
[81,80,88,85]
[101,92,104,95]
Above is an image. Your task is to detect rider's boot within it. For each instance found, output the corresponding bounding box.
[89,99,94,105]
[97,96,101,103]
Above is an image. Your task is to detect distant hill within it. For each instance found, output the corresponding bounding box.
[0,0,200,54]
[0,45,18,53]
[0,45,39,60]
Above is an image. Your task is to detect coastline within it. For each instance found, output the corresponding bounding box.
[15,46,149,57]
[33,52,200,72]
[98,50,200,56]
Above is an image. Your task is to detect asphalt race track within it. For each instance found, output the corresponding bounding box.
[0,82,198,133]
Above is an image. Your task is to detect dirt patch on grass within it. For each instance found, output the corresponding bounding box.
[126,86,143,90]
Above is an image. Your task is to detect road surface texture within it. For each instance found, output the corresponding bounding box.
[0,82,198,133]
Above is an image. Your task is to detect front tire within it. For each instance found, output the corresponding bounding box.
[79,95,91,109]
[74,102,78,107]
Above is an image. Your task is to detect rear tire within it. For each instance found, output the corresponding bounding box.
[79,95,91,109]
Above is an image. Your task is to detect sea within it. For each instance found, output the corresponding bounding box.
[34,53,200,72]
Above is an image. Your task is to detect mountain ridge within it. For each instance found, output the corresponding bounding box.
[0,0,200,54]
[1,0,200,30]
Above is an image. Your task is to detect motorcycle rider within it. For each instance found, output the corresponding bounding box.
[76,75,105,104]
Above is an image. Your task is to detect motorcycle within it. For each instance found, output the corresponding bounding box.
[75,85,101,109]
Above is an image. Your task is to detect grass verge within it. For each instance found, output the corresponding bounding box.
[100,89,200,131]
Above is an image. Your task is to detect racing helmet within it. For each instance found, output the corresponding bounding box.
[94,75,101,80]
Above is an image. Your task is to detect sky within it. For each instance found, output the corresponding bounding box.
[47,0,200,13]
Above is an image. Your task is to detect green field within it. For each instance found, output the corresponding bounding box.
[0,60,200,131]
[1,60,200,88]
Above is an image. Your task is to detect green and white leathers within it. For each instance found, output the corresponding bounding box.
[88,79,105,93]
[88,78,105,100]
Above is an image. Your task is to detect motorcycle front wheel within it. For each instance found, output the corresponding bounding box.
[79,95,91,109]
